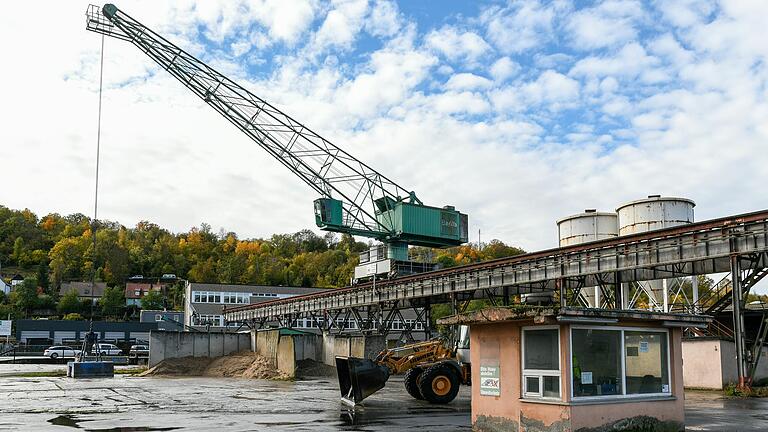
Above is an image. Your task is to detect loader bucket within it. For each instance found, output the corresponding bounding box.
[336,356,390,405]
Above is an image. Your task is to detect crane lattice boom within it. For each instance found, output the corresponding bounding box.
[85,4,467,249]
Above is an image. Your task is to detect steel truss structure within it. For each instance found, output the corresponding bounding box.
[250,301,432,344]
[85,4,416,238]
[226,209,768,384]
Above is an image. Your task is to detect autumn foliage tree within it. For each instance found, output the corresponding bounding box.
[0,204,526,319]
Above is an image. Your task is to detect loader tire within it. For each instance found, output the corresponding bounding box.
[404,367,424,400]
[418,363,460,404]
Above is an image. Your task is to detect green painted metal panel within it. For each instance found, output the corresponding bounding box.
[314,198,343,228]
[375,202,466,243]
[373,201,469,247]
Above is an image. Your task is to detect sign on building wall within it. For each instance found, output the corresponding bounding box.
[0,320,11,336]
[480,363,501,396]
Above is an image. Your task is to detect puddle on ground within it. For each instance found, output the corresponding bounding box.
[86,428,180,432]
[49,415,82,428]
[47,415,180,432]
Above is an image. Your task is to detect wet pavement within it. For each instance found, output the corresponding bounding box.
[0,368,766,431]
[0,374,471,431]
[685,390,768,431]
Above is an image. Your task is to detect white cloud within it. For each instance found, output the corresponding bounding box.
[534,53,574,69]
[335,47,438,119]
[424,26,492,62]
[0,0,767,266]
[313,0,369,51]
[565,0,645,50]
[569,43,661,79]
[365,0,401,37]
[480,0,558,54]
[686,1,768,63]
[489,57,520,82]
[648,34,694,67]
[654,0,716,28]
[428,92,491,115]
[444,73,493,91]
[522,70,580,105]
[191,0,318,46]
[489,70,580,114]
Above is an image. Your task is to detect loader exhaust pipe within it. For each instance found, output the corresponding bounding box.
[336,356,390,405]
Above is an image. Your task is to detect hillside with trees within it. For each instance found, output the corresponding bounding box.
[0,204,525,319]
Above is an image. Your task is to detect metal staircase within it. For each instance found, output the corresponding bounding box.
[706,267,768,316]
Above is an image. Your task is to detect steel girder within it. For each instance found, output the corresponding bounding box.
[226,212,768,324]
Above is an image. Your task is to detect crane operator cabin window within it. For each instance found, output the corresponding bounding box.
[522,328,561,399]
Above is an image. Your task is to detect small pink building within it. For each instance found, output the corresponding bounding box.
[439,307,710,432]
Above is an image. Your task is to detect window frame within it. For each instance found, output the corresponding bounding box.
[569,325,672,401]
[521,325,562,400]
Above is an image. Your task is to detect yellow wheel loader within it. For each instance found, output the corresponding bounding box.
[336,326,471,405]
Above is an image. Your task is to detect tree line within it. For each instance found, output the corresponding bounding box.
[0,205,526,320]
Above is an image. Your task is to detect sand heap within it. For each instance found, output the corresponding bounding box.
[140,351,290,380]
[295,359,337,378]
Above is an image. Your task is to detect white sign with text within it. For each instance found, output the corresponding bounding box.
[0,320,11,336]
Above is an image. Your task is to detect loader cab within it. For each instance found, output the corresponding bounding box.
[456,325,471,364]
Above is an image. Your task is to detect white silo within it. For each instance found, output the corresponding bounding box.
[616,196,696,311]
[550,210,619,307]
[616,195,695,235]
[557,209,619,247]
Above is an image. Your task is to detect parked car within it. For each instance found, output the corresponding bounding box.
[94,343,123,356]
[128,344,149,358]
[43,346,81,359]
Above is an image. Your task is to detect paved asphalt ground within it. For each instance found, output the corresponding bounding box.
[0,368,766,431]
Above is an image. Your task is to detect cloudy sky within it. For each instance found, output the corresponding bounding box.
[1,0,767,253]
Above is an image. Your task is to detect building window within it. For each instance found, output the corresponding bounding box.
[193,291,254,304]
[522,327,561,399]
[571,327,670,399]
[193,314,223,327]
[624,331,670,394]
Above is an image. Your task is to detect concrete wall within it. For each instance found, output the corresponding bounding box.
[682,339,768,389]
[252,329,324,377]
[320,333,385,366]
[682,339,725,389]
[293,333,323,362]
[249,330,388,377]
[149,331,249,367]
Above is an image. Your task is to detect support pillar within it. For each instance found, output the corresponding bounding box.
[731,255,749,387]
[615,272,624,310]
[692,276,699,313]
[594,286,601,308]
[662,279,669,313]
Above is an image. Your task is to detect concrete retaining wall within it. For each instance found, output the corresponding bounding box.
[149,331,249,367]
[320,333,385,366]
[250,330,386,376]
[253,329,302,376]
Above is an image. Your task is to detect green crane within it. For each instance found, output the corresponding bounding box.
[85,4,468,265]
